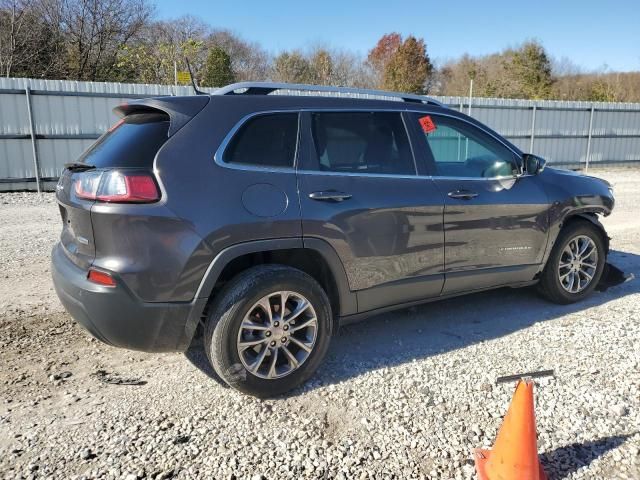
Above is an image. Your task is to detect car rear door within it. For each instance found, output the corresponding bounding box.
[407,112,550,294]
[297,110,445,313]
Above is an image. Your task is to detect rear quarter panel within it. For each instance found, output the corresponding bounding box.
[147,97,303,301]
[90,202,214,302]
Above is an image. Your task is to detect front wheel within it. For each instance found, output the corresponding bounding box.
[538,221,606,304]
[204,265,333,397]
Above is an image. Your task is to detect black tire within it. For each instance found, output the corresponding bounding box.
[538,220,606,304]
[204,265,333,398]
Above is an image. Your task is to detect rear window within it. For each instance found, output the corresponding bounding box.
[77,113,170,168]
[223,113,298,168]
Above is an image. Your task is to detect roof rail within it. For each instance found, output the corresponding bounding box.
[213,82,447,108]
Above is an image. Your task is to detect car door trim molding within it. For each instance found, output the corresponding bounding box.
[213,108,523,178]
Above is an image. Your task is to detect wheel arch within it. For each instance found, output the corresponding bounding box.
[194,238,357,322]
[542,206,611,268]
[562,212,610,254]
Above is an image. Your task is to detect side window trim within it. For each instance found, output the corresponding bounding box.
[302,109,418,177]
[402,110,434,176]
[413,113,521,180]
[213,108,522,179]
[214,110,301,173]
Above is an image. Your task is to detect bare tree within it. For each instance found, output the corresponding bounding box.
[0,0,26,76]
[57,0,153,81]
[207,29,269,81]
[0,0,64,77]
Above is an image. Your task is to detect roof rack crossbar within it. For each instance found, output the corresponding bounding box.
[213,82,446,108]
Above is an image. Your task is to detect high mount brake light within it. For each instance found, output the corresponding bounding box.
[73,170,160,203]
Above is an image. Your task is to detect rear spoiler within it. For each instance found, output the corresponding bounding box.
[113,96,210,136]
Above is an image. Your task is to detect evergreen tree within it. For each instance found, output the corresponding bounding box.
[201,46,234,87]
[508,41,553,99]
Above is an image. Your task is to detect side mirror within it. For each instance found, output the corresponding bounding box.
[523,154,547,175]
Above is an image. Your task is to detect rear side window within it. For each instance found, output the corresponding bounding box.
[78,113,169,168]
[310,112,415,175]
[223,113,299,168]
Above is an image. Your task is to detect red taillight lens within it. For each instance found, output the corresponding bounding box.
[73,170,159,203]
[96,171,159,202]
[87,269,116,287]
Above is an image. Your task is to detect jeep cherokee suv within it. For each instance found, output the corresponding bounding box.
[52,82,615,397]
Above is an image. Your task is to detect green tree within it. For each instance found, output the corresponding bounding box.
[271,51,312,83]
[383,36,433,94]
[309,48,333,85]
[588,79,618,102]
[506,41,553,99]
[201,46,234,87]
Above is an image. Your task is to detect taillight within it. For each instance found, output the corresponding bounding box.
[73,170,160,203]
[87,269,116,287]
[74,171,102,199]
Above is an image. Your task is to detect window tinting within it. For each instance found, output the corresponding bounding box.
[224,113,298,168]
[413,114,517,178]
[310,112,415,175]
[77,113,169,168]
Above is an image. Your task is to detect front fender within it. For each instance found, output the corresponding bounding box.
[538,168,614,267]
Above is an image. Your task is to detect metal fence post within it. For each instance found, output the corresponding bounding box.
[25,86,41,193]
[529,105,537,153]
[585,105,595,172]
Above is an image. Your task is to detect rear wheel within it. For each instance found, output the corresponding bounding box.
[538,221,606,304]
[204,265,333,397]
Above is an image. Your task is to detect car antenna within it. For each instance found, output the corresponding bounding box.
[184,57,206,95]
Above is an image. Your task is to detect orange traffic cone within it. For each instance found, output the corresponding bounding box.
[474,379,547,480]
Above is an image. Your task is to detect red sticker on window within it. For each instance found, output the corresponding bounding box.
[419,115,436,133]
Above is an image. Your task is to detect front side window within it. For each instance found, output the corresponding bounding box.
[223,113,298,168]
[412,114,517,178]
[310,112,415,175]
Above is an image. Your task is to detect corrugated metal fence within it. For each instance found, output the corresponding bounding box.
[1,77,639,191]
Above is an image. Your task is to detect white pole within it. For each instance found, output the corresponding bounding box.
[25,86,41,193]
[174,61,178,87]
[465,79,473,159]
[585,105,595,172]
[529,105,537,153]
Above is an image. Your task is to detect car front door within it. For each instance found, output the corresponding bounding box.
[297,110,445,313]
[408,112,550,295]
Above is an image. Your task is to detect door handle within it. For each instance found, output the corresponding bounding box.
[448,189,479,200]
[308,191,352,202]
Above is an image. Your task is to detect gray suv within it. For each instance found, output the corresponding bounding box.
[52,82,615,397]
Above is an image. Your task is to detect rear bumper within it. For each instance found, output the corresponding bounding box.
[51,243,205,353]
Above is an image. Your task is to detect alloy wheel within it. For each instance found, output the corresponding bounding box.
[558,235,598,294]
[236,291,318,379]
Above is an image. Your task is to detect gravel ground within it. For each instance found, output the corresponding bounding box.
[0,170,639,480]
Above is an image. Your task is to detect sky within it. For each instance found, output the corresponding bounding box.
[153,0,640,72]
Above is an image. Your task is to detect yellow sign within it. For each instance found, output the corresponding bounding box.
[176,71,191,85]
